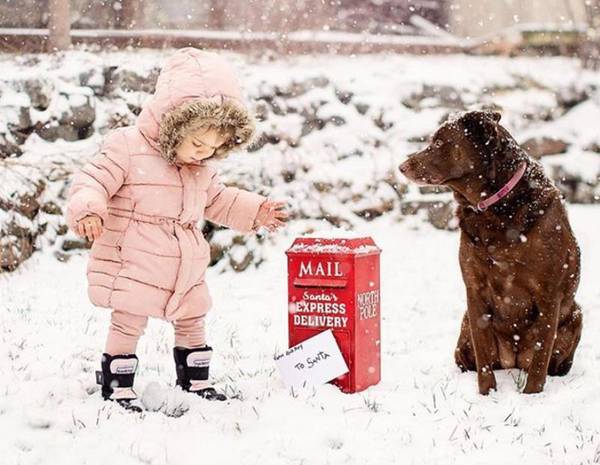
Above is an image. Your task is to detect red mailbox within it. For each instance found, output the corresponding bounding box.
[286,237,381,393]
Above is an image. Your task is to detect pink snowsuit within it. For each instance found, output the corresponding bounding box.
[66,48,265,354]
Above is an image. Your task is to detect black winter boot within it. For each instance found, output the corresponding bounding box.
[173,346,227,401]
[96,353,142,412]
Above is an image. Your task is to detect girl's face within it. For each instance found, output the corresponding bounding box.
[175,127,227,165]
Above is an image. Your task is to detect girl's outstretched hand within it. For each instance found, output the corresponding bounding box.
[254,200,288,232]
[77,214,104,242]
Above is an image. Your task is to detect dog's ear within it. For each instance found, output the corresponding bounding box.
[459,111,501,151]
[486,110,501,123]
[459,110,504,181]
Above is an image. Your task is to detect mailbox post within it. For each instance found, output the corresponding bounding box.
[286,237,381,393]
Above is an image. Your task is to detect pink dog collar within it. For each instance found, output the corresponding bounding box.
[476,161,527,212]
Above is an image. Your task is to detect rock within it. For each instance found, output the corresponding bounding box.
[522,137,569,158]
[400,199,457,230]
[274,76,330,98]
[209,241,225,266]
[584,142,600,153]
[337,148,364,160]
[281,167,296,183]
[0,224,35,272]
[47,166,71,183]
[335,88,353,105]
[104,66,160,95]
[313,181,334,193]
[257,95,287,116]
[36,93,96,142]
[354,102,370,115]
[206,229,266,272]
[61,238,91,251]
[407,134,428,143]
[373,111,393,131]
[0,134,23,158]
[556,84,594,111]
[5,106,33,145]
[79,68,106,96]
[383,171,409,199]
[36,121,78,142]
[402,85,465,111]
[53,250,72,263]
[229,247,254,272]
[551,166,599,204]
[0,181,44,220]
[320,213,352,229]
[68,98,96,130]
[14,194,40,220]
[301,116,326,136]
[354,200,395,221]
[253,101,270,121]
[247,131,291,152]
[299,101,332,136]
[56,224,69,236]
[328,115,346,126]
[428,201,458,230]
[400,200,441,216]
[419,186,451,195]
[41,201,62,215]
[23,78,53,111]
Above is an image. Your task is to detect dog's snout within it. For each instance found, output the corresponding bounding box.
[399,160,409,173]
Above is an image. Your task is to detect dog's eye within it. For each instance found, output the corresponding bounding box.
[433,139,444,148]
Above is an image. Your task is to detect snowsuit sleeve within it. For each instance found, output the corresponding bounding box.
[65,131,130,232]
[204,171,266,233]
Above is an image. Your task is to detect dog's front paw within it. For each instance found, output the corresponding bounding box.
[455,346,476,372]
[477,369,497,395]
[523,377,544,394]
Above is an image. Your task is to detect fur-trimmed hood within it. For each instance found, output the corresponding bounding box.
[136,48,255,163]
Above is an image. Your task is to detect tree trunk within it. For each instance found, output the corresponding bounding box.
[47,0,71,52]
[582,0,600,69]
[116,0,143,29]
[585,0,600,27]
[208,0,227,29]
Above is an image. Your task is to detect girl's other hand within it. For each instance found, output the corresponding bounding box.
[77,214,104,242]
[254,200,288,232]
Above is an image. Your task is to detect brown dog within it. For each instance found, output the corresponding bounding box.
[399,111,582,394]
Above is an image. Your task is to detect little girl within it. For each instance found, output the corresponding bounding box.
[66,48,288,410]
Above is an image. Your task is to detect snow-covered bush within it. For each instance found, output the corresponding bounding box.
[1,50,599,272]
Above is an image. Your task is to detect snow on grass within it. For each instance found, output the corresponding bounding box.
[1,48,599,464]
[1,205,599,465]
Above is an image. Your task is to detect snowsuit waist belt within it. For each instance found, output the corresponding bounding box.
[108,208,196,229]
[108,208,200,320]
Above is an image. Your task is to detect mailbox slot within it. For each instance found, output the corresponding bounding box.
[292,277,347,288]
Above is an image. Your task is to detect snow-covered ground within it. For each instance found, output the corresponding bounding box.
[1,204,599,465]
[1,48,600,464]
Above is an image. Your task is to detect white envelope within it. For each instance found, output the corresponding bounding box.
[274,330,349,390]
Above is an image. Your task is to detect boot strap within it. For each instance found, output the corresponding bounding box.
[97,356,138,388]
[110,387,137,401]
[189,380,212,391]
[174,347,212,386]
[178,364,209,382]
[183,350,211,380]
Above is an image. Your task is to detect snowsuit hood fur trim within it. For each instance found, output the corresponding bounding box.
[158,97,255,164]
[135,47,256,164]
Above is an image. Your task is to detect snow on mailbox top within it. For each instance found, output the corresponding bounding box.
[286,237,380,256]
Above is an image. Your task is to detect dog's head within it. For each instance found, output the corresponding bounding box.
[399,110,504,186]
